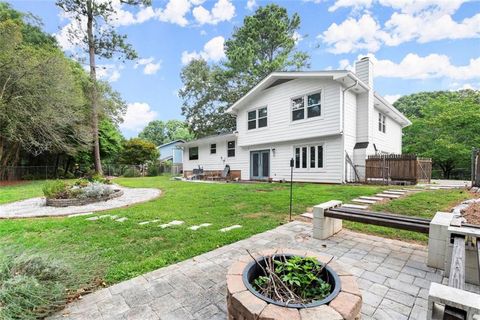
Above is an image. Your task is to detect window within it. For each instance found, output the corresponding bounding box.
[294,145,324,169]
[247,107,268,130]
[378,112,386,133]
[210,143,216,154]
[227,141,235,157]
[189,147,199,160]
[292,91,321,121]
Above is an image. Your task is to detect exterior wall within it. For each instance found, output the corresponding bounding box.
[173,147,183,164]
[372,107,402,154]
[183,135,344,183]
[236,78,342,147]
[159,142,183,164]
[343,90,358,181]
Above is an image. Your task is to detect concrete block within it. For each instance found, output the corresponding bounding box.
[312,200,342,240]
[427,283,480,320]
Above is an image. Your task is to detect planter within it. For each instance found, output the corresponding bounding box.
[226,249,362,320]
[45,189,124,207]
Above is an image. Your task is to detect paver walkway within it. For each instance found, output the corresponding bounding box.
[0,186,161,218]
[50,221,479,320]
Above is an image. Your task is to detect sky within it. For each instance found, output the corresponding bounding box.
[6,0,480,138]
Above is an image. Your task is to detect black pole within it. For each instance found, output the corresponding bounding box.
[289,158,294,222]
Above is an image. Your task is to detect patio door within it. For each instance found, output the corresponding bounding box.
[251,150,270,180]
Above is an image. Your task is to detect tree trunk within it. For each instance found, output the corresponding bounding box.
[475,150,480,187]
[87,0,103,175]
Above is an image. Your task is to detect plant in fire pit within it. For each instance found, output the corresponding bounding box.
[249,252,334,305]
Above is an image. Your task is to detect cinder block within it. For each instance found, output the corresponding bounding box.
[312,200,342,240]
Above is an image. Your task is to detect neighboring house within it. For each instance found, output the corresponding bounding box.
[181,57,411,183]
[158,140,184,164]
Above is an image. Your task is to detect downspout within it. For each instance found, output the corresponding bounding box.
[341,80,358,183]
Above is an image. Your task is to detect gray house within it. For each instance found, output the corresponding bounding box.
[157,140,184,164]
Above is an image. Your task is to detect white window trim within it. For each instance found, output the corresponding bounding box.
[378,112,386,133]
[210,143,217,154]
[293,143,325,172]
[189,146,199,161]
[290,89,324,124]
[227,140,236,158]
[247,106,268,131]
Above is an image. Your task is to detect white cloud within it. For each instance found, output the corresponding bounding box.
[120,102,158,132]
[95,64,124,82]
[246,0,257,11]
[319,1,480,53]
[156,0,192,27]
[181,36,225,64]
[384,94,401,104]
[292,31,304,44]
[135,57,162,75]
[192,0,235,25]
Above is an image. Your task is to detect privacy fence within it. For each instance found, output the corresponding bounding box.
[365,154,432,185]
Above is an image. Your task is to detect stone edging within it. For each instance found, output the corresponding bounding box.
[226,248,362,320]
[45,189,124,207]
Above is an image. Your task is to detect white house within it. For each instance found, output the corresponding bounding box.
[181,57,411,183]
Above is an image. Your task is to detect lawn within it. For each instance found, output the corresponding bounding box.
[0,180,47,204]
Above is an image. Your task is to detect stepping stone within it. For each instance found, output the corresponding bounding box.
[384,191,405,195]
[219,225,242,232]
[159,220,184,228]
[300,212,313,219]
[376,193,400,199]
[352,198,376,204]
[116,217,128,222]
[86,216,99,221]
[359,196,383,201]
[69,212,93,218]
[189,223,212,230]
[138,219,160,225]
[342,204,369,210]
[389,189,411,193]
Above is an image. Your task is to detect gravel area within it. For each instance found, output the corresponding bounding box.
[0,186,161,219]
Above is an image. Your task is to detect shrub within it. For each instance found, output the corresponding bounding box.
[63,171,75,179]
[0,254,71,319]
[74,178,89,188]
[123,167,141,177]
[77,182,114,199]
[147,165,159,177]
[42,180,71,199]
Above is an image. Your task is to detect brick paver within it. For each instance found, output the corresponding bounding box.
[49,221,479,320]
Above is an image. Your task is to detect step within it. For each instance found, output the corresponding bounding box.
[360,196,384,201]
[300,212,313,219]
[384,190,406,195]
[342,204,369,210]
[388,189,411,193]
[376,193,400,199]
[352,198,376,204]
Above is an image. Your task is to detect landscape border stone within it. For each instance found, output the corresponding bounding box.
[46,189,124,207]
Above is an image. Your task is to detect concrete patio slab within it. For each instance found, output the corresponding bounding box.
[49,221,480,320]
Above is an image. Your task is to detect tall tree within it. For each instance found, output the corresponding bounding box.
[179,4,309,137]
[139,120,194,146]
[56,0,150,175]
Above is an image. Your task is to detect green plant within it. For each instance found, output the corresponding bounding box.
[123,167,141,177]
[42,180,71,199]
[253,256,332,303]
[74,178,90,188]
[147,165,159,177]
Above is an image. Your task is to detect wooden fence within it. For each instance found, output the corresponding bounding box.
[473,148,480,187]
[365,154,432,184]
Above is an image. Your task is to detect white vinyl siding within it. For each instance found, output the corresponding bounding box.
[372,107,402,154]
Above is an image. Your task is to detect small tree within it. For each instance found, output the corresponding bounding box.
[120,138,158,165]
[56,0,150,175]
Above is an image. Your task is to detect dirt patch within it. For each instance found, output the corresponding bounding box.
[0,180,27,187]
[462,201,480,225]
[243,212,271,219]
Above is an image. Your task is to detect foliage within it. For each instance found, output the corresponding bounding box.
[0,253,71,319]
[253,256,331,303]
[147,164,160,177]
[42,180,72,199]
[139,119,194,146]
[396,90,480,177]
[179,4,309,137]
[122,167,141,177]
[77,182,114,200]
[120,138,159,165]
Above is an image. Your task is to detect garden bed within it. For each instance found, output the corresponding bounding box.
[46,189,123,207]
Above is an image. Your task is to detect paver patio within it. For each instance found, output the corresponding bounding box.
[50,221,479,320]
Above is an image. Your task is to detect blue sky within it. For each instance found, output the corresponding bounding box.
[6,0,480,137]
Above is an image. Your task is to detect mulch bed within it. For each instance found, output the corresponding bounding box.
[0,180,27,187]
[462,201,480,225]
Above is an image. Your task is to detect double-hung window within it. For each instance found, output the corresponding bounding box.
[378,113,386,133]
[294,145,324,169]
[227,141,235,157]
[247,107,268,130]
[210,143,216,154]
[291,91,322,121]
[189,147,199,160]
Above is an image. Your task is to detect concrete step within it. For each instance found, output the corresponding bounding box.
[360,196,384,201]
[388,189,411,193]
[300,212,313,219]
[342,204,369,210]
[384,190,406,195]
[352,198,376,204]
[376,193,401,198]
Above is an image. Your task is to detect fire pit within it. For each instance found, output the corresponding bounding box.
[226,249,362,320]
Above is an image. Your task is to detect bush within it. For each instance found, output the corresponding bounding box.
[42,180,71,199]
[0,254,71,319]
[147,165,159,177]
[77,182,114,199]
[123,167,141,177]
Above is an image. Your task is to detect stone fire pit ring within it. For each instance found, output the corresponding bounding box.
[226,249,362,320]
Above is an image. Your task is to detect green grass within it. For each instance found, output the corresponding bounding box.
[0,181,46,204]
[344,189,472,243]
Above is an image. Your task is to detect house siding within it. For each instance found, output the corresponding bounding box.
[236,78,342,147]
[373,107,403,154]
